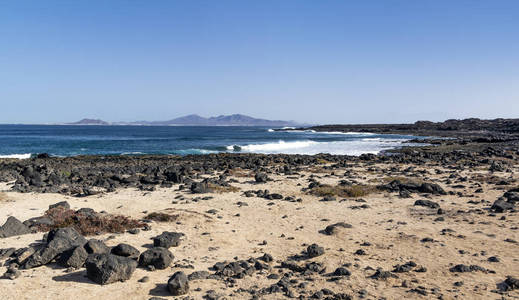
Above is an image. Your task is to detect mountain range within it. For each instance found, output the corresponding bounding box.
[68,114,302,127]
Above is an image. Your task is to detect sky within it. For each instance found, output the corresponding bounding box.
[0,0,518,124]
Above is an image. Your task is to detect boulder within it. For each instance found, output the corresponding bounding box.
[491,199,514,213]
[111,243,140,259]
[0,216,32,238]
[85,253,137,285]
[167,271,189,296]
[138,247,174,270]
[153,232,183,248]
[23,227,87,269]
[49,201,70,210]
[57,246,88,268]
[84,239,110,254]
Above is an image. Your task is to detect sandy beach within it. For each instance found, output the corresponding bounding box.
[1,151,518,299]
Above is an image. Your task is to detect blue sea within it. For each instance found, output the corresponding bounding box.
[0,125,423,158]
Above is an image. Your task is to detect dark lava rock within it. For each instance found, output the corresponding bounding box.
[333,267,351,276]
[49,201,70,210]
[57,245,88,268]
[0,247,16,260]
[324,222,353,235]
[84,239,110,254]
[0,216,32,238]
[111,243,140,259]
[255,173,269,183]
[188,270,210,281]
[153,231,183,248]
[370,268,398,280]
[449,264,486,273]
[23,227,87,269]
[491,199,514,213]
[85,253,137,285]
[499,276,519,291]
[2,266,21,280]
[392,261,417,273]
[414,200,440,209]
[307,244,324,258]
[138,247,174,270]
[167,271,189,296]
[190,181,212,194]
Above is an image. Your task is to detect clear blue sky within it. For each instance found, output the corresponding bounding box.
[1,0,518,124]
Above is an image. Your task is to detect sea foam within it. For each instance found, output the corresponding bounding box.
[0,153,32,159]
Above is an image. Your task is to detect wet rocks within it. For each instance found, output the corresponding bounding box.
[85,253,137,285]
[152,231,183,248]
[0,216,32,238]
[138,247,174,270]
[307,244,325,258]
[167,271,189,296]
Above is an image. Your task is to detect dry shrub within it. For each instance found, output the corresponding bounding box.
[310,184,378,198]
[381,176,423,184]
[145,212,179,222]
[37,207,145,236]
[226,168,251,178]
[207,183,240,193]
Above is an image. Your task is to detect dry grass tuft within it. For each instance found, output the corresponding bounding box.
[381,176,423,184]
[145,212,179,222]
[226,168,252,178]
[207,183,240,193]
[36,207,145,236]
[310,184,378,198]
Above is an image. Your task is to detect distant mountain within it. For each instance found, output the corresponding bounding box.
[67,114,302,127]
[152,114,300,126]
[68,118,109,125]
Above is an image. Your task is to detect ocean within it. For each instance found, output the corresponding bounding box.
[0,125,423,158]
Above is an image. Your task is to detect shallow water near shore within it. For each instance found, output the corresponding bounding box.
[0,125,423,157]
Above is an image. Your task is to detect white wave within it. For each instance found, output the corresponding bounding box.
[0,153,32,159]
[226,138,414,155]
[267,129,275,132]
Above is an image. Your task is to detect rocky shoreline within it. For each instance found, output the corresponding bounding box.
[1,120,518,299]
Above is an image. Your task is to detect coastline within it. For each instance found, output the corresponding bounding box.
[0,121,518,299]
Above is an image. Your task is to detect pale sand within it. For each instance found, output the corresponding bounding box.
[0,164,518,299]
